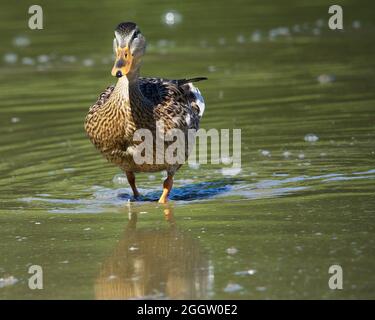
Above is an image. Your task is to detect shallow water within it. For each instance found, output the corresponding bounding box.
[1,0,375,299]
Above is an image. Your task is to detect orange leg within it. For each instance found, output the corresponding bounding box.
[126,171,140,198]
[158,175,173,204]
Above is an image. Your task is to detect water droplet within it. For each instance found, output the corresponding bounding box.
[189,162,200,170]
[256,286,267,292]
[304,133,319,142]
[13,35,30,47]
[226,247,238,255]
[221,167,241,176]
[82,58,94,67]
[315,19,324,28]
[234,269,256,276]
[312,28,321,36]
[260,150,271,157]
[61,55,77,63]
[3,53,18,64]
[283,151,292,158]
[223,282,243,293]
[317,74,335,84]
[352,20,361,29]
[113,174,127,185]
[37,55,50,63]
[0,276,18,288]
[236,34,246,44]
[11,117,20,123]
[22,57,35,65]
[163,11,182,26]
[208,65,216,73]
[251,30,261,42]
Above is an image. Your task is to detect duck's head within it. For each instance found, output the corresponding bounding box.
[111,22,146,79]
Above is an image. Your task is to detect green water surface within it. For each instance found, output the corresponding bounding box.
[0,0,374,299]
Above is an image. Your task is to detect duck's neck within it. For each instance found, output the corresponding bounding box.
[113,71,148,107]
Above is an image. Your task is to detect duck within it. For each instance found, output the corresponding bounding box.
[84,22,206,204]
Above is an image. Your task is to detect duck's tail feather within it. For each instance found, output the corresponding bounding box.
[177,77,208,87]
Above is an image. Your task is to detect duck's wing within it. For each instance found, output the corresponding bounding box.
[139,77,206,120]
[87,85,115,114]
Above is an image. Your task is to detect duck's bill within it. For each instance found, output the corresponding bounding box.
[111,46,133,78]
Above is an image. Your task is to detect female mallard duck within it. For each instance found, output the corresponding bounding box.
[85,22,206,203]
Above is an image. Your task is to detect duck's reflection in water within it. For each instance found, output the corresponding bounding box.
[95,205,213,299]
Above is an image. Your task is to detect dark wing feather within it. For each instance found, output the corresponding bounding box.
[87,85,115,114]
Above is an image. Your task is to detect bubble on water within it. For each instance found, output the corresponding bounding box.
[113,174,127,185]
[84,227,91,231]
[317,74,335,84]
[260,150,271,157]
[226,247,238,255]
[312,28,321,36]
[0,276,18,288]
[221,156,232,165]
[11,117,20,123]
[157,39,169,48]
[234,269,256,276]
[218,37,226,45]
[3,53,18,64]
[320,152,327,157]
[59,260,69,264]
[35,222,41,225]
[283,151,292,158]
[189,162,200,170]
[208,65,217,73]
[269,27,290,40]
[315,19,324,28]
[292,24,301,33]
[62,55,77,63]
[223,282,243,293]
[82,58,94,67]
[13,35,30,47]
[163,10,182,26]
[221,167,241,176]
[129,246,139,251]
[37,55,50,63]
[236,34,246,44]
[251,30,261,42]
[22,57,35,65]
[148,175,156,181]
[298,153,305,160]
[304,133,319,142]
[107,275,118,281]
[256,286,267,292]
[352,20,361,29]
